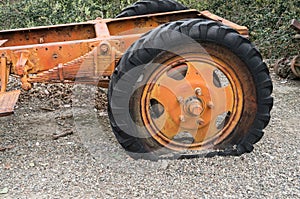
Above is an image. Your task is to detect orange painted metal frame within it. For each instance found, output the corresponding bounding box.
[0,10,248,90]
[0,9,248,116]
[0,10,248,115]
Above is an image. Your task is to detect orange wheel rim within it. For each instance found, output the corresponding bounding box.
[140,53,244,151]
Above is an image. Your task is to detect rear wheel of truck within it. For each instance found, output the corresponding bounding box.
[116,0,188,18]
[108,19,273,160]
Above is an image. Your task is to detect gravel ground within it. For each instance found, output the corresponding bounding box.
[0,70,299,198]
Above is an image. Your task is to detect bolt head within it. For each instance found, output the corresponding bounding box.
[195,87,202,96]
[100,44,109,53]
[197,118,205,125]
[179,115,185,122]
[177,96,184,104]
[207,101,214,109]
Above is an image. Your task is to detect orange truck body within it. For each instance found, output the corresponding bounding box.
[0,9,248,116]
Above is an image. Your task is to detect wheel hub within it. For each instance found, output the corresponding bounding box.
[184,98,203,117]
[141,55,242,150]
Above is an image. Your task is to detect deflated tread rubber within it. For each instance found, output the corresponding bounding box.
[108,19,273,160]
[116,0,188,18]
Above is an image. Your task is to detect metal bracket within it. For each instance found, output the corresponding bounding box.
[0,39,8,47]
[95,40,123,77]
[14,50,34,90]
[0,55,9,92]
[95,19,110,38]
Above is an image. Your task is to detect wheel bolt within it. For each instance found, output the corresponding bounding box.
[179,115,185,122]
[177,96,184,104]
[207,101,214,109]
[195,87,202,96]
[197,118,205,125]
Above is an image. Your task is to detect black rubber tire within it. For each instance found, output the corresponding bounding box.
[116,0,188,18]
[108,19,273,160]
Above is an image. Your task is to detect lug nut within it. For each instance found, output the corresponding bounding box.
[195,87,202,96]
[197,118,205,125]
[207,101,214,109]
[179,115,185,122]
[177,96,184,104]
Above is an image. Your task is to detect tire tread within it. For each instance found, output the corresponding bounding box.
[108,18,273,159]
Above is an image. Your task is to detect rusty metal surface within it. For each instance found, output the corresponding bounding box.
[274,57,291,78]
[291,19,300,33]
[0,90,20,117]
[0,23,97,47]
[291,55,300,77]
[0,56,8,92]
[107,10,200,36]
[0,10,202,89]
[200,11,249,37]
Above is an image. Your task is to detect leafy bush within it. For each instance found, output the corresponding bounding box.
[179,0,300,59]
[0,0,136,28]
[0,0,299,59]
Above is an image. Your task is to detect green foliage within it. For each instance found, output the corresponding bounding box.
[0,0,138,29]
[179,0,300,58]
[0,0,299,59]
